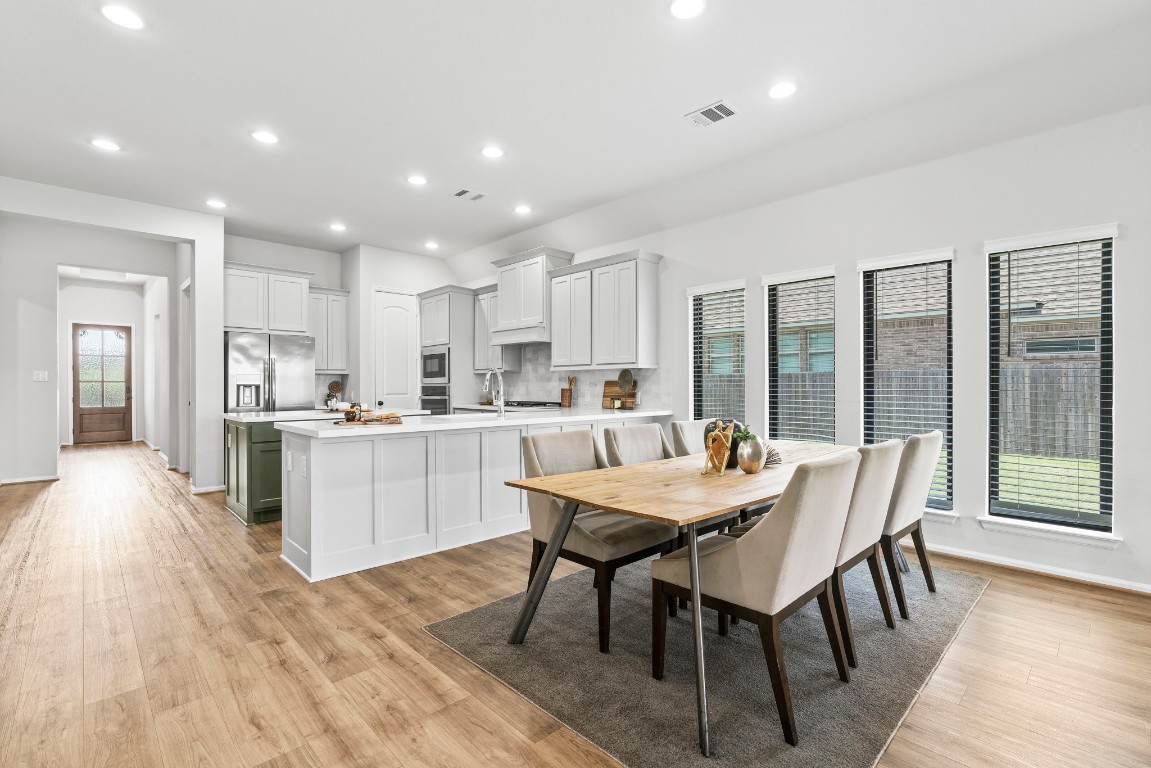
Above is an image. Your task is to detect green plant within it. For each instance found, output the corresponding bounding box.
[733,424,756,442]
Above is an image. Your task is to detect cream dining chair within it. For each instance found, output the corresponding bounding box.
[650,449,861,746]
[522,430,679,653]
[669,418,712,457]
[880,430,944,620]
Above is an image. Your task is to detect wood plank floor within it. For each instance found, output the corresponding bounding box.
[0,442,1148,767]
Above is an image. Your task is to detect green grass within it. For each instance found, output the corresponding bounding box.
[996,453,1102,515]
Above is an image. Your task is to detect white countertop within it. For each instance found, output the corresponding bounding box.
[224,408,430,424]
[274,406,672,438]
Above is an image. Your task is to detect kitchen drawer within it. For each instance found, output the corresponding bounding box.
[251,422,282,443]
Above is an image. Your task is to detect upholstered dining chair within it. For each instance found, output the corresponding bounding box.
[669,418,712,457]
[881,430,945,620]
[522,430,679,653]
[830,439,903,667]
[651,449,861,746]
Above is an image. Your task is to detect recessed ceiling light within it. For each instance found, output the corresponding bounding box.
[768,82,798,99]
[329,222,347,232]
[669,0,706,19]
[250,130,279,144]
[407,175,428,185]
[514,205,532,215]
[481,146,504,159]
[90,138,121,151]
[100,5,144,29]
[206,199,227,209]
[425,241,439,250]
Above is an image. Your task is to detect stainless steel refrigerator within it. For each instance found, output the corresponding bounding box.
[225,332,316,412]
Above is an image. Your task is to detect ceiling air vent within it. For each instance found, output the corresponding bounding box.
[453,189,486,201]
[685,100,737,127]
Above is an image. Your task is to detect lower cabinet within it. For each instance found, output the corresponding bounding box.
[225,421,283,525]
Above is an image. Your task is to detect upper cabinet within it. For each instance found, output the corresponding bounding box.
[224,263,312,334]
[473,289,521,373]
[420,293,450,346]
[549,250,661,370]
[490,247,574,345]
[310,288,349,373]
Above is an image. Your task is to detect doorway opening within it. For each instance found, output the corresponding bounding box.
[72,324,133,443]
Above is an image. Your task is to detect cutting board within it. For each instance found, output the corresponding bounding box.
[601,380,637,410]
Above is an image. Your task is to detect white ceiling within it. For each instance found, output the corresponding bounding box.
[2,0,1149,257]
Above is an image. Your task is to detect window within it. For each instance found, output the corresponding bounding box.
[767,276,835,442]
[989,238,1113,531]
[863,260,953,509]
[692,287,745,421]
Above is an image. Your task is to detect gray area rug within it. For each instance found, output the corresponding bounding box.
[427,554,988,767]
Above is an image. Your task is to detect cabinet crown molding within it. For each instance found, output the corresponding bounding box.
[224,261,315,278]
[308,286,350,296]
[548,249,663,278]
[491,246,575,268]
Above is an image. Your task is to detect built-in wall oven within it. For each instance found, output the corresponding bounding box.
[420,384,450,415]
[421,345,450,384]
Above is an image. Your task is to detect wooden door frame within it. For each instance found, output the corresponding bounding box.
[72,323,134,444]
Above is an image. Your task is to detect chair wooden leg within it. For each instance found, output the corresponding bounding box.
[596,564,612,653]
[881,536,910,620]
[910,522,936,593]
[817,579,850,682]
[867,543,896,629]
[757,615,797,746]
[731,616,739,626]
[528,540,544,585]
[652,580,667,679]
[718,611,729,637]
[831,567,856,668]
[667,593,678,618]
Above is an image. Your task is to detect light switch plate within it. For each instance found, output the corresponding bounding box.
[32,371,48,382]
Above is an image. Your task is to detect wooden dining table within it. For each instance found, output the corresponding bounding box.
[506,439,852,756]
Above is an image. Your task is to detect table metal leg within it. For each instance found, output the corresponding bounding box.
[687,522,714,757]
[509,500,579,644]
[896,541,911,573]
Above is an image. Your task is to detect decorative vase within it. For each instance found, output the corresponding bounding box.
[737,435,767,474]
[704,419,744,468]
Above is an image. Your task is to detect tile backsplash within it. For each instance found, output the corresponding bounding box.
[468,343,671,408]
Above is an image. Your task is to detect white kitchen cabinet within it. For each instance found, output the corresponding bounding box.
[473,290,521,373]
[550,271,592,367]
[310,289,350,372]
[268,273,310,332]
[550,250,661,370]
[489,247,574,345]
[224,267,266,330]
[420,294,450,346]
[225,263,313,334]
[593,261,637,365]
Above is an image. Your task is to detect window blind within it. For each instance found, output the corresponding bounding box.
[863,261,953,509]
[692,288,745,422]
[767,277,835,442]
[988,239,1113,531]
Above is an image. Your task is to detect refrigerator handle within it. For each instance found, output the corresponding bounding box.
[263,357,271,411]
[269,357,277,412]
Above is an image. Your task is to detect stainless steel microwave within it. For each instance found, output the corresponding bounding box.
[421,345,450,384]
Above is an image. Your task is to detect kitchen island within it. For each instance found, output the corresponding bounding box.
[222,408,430,525]
[274,407,672,581]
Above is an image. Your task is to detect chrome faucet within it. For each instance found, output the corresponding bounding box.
[483,367,505,418]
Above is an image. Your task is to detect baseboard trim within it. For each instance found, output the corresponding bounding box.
[0,475,60,486]
[912,541,1151,596]
[143,440,158,451]
[280,555,314,583]
[190,484,225,494]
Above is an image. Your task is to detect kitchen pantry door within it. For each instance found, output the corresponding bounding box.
[73,324,133,443]
[372,290,419,410]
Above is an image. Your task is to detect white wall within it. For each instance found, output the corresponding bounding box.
[449,105,1151,591]
[225,234,342,289]
[341,244,457,405]
[142,275,171,457]
[0,177,224,489]
[56,278,146,445]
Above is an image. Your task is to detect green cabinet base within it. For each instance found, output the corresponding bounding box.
[225,421,283,525]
